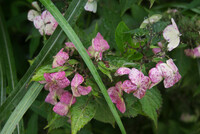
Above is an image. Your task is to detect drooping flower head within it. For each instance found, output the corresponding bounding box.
[108,81,126,113]
[52,48,69,68]
[84,0,97,13]
[71,73,92,97]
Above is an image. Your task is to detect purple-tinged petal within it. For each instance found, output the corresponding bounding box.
[45,91,57,105]
[115,67,131,76]
[140,76,151,90]
[116,98,126,113]
[149,67,163,83]
[53,102,69,116]
[115,81,123,95]
[158,63,173,78]
[51,71,66,80]
[184,49,194,57]
[39,80,46,84]
[60,91,76,105]
[77,85,92,96]
[65,42,75,49]
[33,16,44,29]
[129,68,144,85]
[107,87,120,103]
[71,87,81,97]
[122,80,137,94]
[44,73,52,82]
[52,48,69,68]
[163,76,175,88]
[133,88,147,99]
[92,32,110,52]
[71,73,84,88]
[152,48,161,54]
[174,71,181,83]
[57,77,70,89]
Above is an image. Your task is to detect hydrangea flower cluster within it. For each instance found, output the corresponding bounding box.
[184,45,200,58]
[110,59,181,113]
[87,32,110,61]
[27,1,58,35]
[39,43,93,116]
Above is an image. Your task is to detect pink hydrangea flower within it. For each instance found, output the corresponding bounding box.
[87,32,110,61]
[71,73,92,97]
[43,71,70,91]
[184,45,200,58]
[151,59,181,88]
[115,67,150,99]
[52,48,69,68]
[53,91,76,116]
[33,10,58,35]
[108,81,126,113]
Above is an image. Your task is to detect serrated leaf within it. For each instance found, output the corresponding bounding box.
[94,97,115,126]
[123,94,142,118]
[31,65,69,81]
[139,87,162,127]
[115,21,132,53]
[71,97,96,134]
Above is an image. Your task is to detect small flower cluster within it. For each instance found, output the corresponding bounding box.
[39,42,93,116]
[184,45,200,58]
[87,33,110,61]
[109,59,181,113]
[27,1,58,35]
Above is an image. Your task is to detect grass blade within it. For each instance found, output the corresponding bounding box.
[0,0,87,122]
[0,82,43,134]
[39,0,126,133]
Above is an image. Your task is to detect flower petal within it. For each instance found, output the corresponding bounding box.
[45,91,57,105]
[71,87,81,97]
[121,80,137,94]
[60,91,76,105]
[108,87,120,103]
[166,59,178,72]
[133,88,147,99]
[53,102,69,116]
[77,85,92,96]
[71,73,84,88]
[115,67,131,76]
[116,98,126,113]
[52,48,69,68]
[129,68,144,85]
[149,67,163,83]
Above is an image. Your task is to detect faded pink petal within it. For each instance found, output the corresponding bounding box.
[71,73,84,88]
[71,87,81,97]
[44,73,52,82]
[65,42,75,49]
[45,91,57,105]
[77,85,92,95]
[122,80,137,94]
[184,49,194,57]
[115,81,123,95]
[52,48,69,68]
[149,67,163,83]
[115,67,131,76]
[92,32,110,52]
[108,87,120,103]
[166,59,178,72]
[116,98,126,113]
[53,102,69,116]
[129,68,144,85]
[163,76,175,88]
[56,77,70,89]
[133,88,147,99]
[158,63,173,78]
[33,16,44,29]
[27,9,39,21]
[60,91,76,105]
[140,76,150,90]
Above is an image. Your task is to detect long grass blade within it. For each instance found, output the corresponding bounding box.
[39,0,126,134]
[0,82,43,134]
[0,0,87,122]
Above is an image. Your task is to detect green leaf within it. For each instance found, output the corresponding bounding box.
[139,87,162,127]
[68,59,79,65]
[149,0,156,8]
[0,82,43,134]
[115,21,131,53]
[0,6,17,90]
[29,28,41,58]
[26,113,38,134]
[94,97,115,126]
[98,63,113,82]
[0,0,87,122]
[120,0,138,16]
[71,97,96,134]
[0,57,6,106]
[31,65,69,81]
[39,1,127,134]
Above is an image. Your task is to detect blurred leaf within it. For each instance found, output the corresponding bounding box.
[130,52,143,61]
[94,97,115,126]
[26,113,38,134]
[71,97,96,134]
[115,21,131,53]
[98,63,113,82]
[29,29,41,58]
[40,1,126,133]
[0,57,6,106]
[139,87,162,127]
[30,100,47,119]
[68,59,79,65]
[0,82,43,134]
[149,0,155,8]
[120,0,138,16]
[0,0,87,122]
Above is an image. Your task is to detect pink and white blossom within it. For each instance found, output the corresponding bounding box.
[184,45,200,58]
[84,0,97,13]
[115,67,131,76]
[52,48,69,68]
[53,102,69,116]
[108,81,126,113]
[71,73,92,97]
